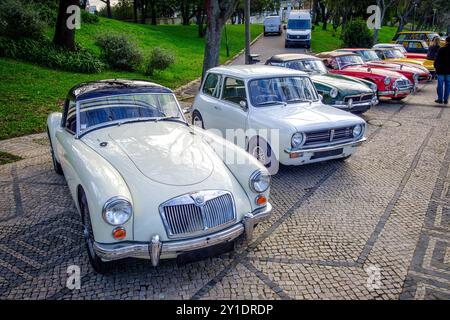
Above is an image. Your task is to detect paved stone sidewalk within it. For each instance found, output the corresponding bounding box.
[0,82,449,300]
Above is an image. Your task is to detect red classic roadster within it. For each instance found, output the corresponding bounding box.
[316,52,413,100]
[336,48,432,84]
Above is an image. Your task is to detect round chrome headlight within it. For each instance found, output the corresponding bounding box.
[102,197,132,226]
[370,83,378,92]
[249,170,271,193]
[329,88,338,98]
[353,124,363,138]
[384,77,391,85]
[291,132,305,149]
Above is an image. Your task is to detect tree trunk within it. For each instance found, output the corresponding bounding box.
[202,0,238,80]
[133,0,138,23]
[101,0,112,18]
[53,0,78,51]
[181,1,191,25]
[150,0,157,25]
[141,1,147,24]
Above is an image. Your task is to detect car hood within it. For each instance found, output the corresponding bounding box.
[257,103,364,132]
[366,61,420,73]
[345,65,403,78]
[311,74,372,94]
[82,121,215,186]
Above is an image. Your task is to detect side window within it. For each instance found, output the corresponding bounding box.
[65,100,77,133]
[397,34,406,41]
[202,73,222,98]
[221,77,247,105]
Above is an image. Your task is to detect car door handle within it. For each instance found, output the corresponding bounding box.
[214,106,222,110]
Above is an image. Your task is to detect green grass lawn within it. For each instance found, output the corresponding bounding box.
[311,24,397,52]
[0,18,262,140]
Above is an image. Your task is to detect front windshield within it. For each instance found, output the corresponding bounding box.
[336,55,364,68]
[286,59,328,74]
[249,76,319,107]
[77,93,182,133]
[384,49,405,58]
[287,19,311,30]
[427,33,440,40]
[359,50,381,61]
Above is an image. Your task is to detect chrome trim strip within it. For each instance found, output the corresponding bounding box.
[285,137,367,155]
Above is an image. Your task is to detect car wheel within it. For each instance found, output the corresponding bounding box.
[47,128,63,175]
[192,110,204,129]
[80,190,112,274]
[248,137,278,172]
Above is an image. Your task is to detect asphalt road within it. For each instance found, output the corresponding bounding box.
[230,30,310,65]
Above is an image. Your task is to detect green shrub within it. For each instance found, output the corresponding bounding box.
[145,47,175,76]
[81,11,99,24]
[0,0,46,39]
[95,33,142,71]
[342,19,373,48]
[0,37,105,73]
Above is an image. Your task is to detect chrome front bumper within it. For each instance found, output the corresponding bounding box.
[285,137,367,157]
[93,203,272,266]
[331,99,378,110]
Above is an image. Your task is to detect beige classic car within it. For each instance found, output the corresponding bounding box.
[47,79,272,272]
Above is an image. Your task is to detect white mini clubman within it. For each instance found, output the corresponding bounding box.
[191,65,367,172]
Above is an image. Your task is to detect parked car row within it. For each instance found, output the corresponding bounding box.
[47,32,437,272]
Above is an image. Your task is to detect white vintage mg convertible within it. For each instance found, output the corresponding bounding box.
[47,80,272,272]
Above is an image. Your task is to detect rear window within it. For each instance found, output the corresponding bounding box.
[265,17,280,24]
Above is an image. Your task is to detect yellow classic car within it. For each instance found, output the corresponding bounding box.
[372,47,435,73]
[392,31,444,46]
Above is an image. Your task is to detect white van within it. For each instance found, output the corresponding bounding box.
[263,16,282,36]
[285,10,312,48]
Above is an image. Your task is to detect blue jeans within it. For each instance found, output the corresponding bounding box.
[437,74,450,102]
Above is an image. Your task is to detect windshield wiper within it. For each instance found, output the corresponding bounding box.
[286,99,312,104]
[257,101,285,106]
[157,116,188,126]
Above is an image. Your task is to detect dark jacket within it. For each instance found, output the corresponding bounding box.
[427,45,440,60]
[434,45,450,75]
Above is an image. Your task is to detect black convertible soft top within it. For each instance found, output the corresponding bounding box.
[67,79,173,101]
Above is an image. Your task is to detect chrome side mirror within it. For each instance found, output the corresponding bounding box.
[240,100,248,111]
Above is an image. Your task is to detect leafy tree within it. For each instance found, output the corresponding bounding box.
[342,18,373,48]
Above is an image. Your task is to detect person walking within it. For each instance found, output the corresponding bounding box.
[427,36,441,61]
[434,36,450,104]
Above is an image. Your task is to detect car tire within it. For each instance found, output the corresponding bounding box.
[248,137,279,174]
[192,110,205,129]
[47,128,63,175]
[80,189,112,274]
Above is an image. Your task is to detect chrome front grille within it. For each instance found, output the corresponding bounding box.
[394,79,411,90]
[304,127,354,146]
[344,94,374,103]
[159,191,236,239]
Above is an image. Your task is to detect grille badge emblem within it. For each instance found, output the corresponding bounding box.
[191,193,206,207]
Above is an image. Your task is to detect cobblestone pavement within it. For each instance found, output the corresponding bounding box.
[0,82,449,300]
